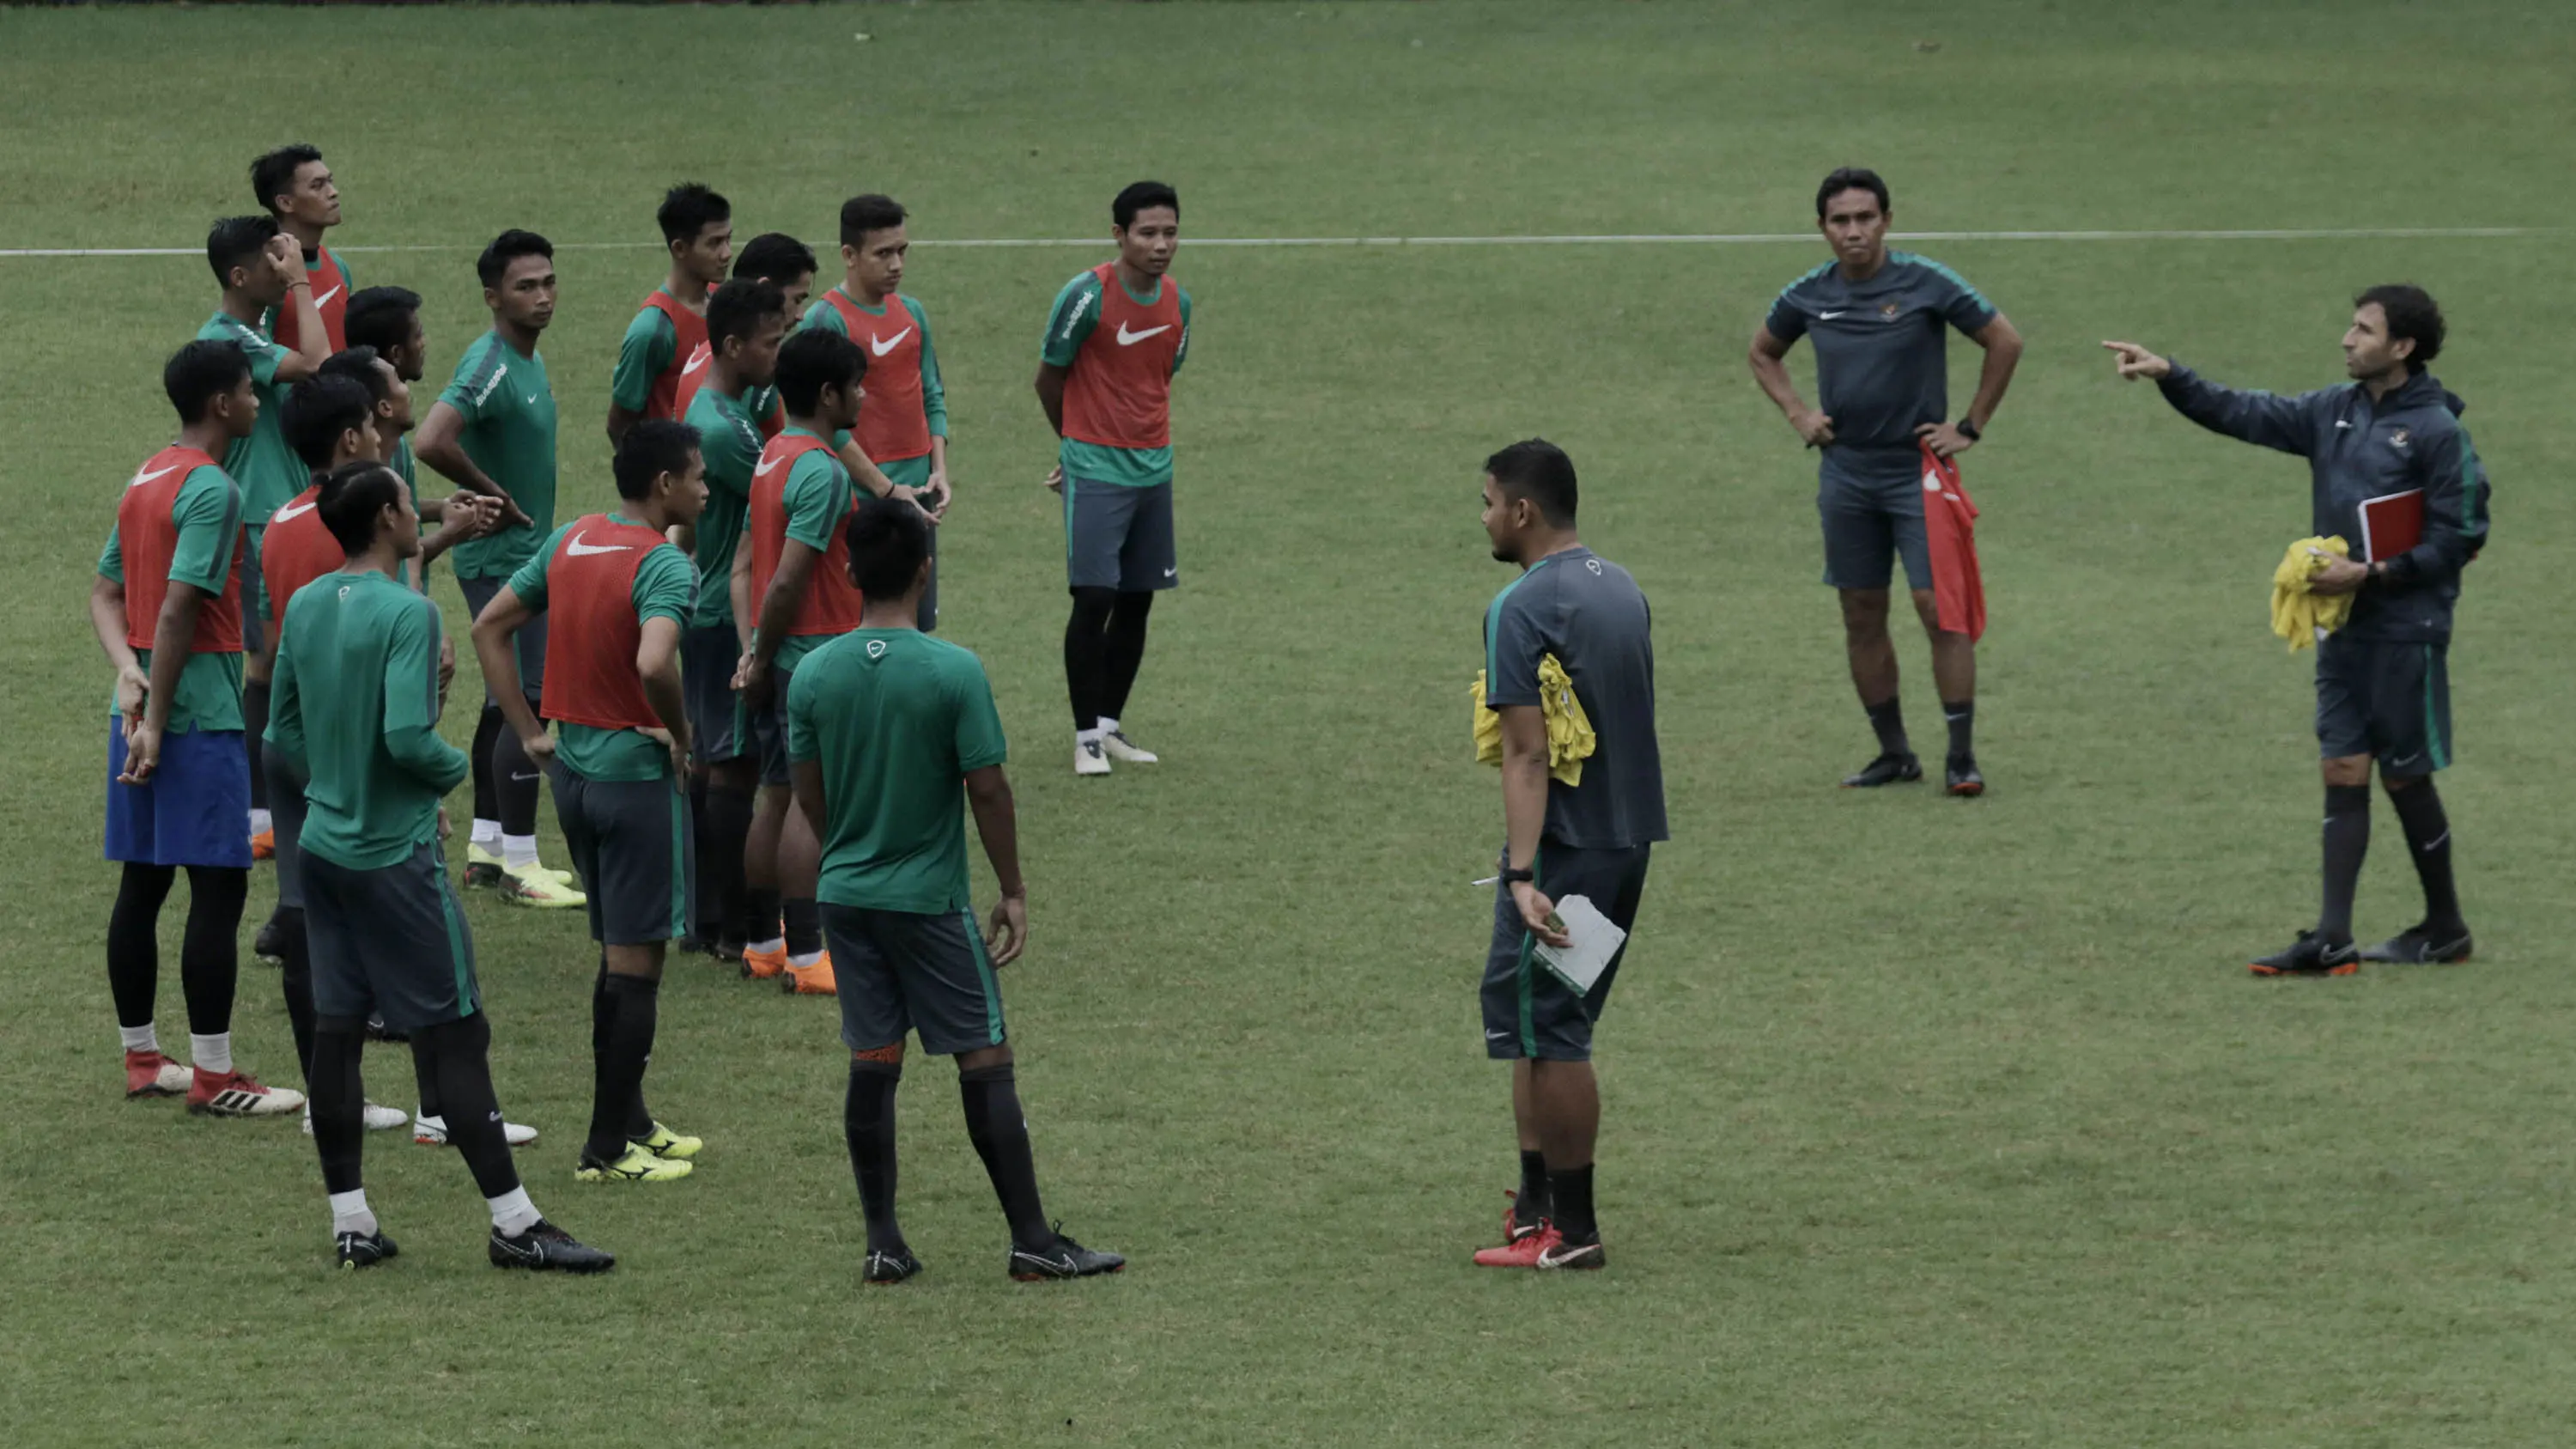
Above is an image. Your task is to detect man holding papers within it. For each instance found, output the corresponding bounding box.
[1468,440,1665,1272]
[2105,284,2492,975]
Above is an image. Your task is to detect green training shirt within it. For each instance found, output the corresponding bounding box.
[97,461,246,733]
[684,379,763,630]
[610,301,679,414]
[266,569,467,870]
[195,310,304,522]
[440,330,559,580]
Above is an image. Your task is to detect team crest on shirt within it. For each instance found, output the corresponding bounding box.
[2387,427,2410,450]
[866,639,888,660]
[1880,302,1902,320]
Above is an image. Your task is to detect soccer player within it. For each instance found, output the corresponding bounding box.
[415,230,586,908]
[1036,180,1190,776]
[200,215,331,857]
[343,289,430,497]
[734,232,817,319]
[736,330,871,995]
[607,183,732,444]
[683,279,791,963]
[250,143,352,352]
[2105,287,2490,975]
[800,194,951,630]
[1748,167,2022,795]
[789,495,1123,1284]
[91,339,302,1117]
[472,421,710,1183]
[269,459,611,1272]
[1467,440,1665,1272]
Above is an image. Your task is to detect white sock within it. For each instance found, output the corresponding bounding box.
[1096,716,1121,737]
[190,1032,232,1076]
[329,1188,378,1237]
[487,1185,541,1237]
[119,1022,159,1055]
[1077,727,1103,746]
[747,936,784,955]
[249,807,272,836]
[789,950,823,970]
[501,834,540,870]
[472,818,501,849]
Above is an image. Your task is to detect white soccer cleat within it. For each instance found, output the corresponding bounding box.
[1099,729,1159,764]
[187,1068,305,1117]
[413,1112,539,1148]
[301,1100,414,1135]
[1073,737,1112,776]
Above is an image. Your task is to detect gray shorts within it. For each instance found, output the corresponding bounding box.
[1817,448,1929,593]
[1479,842,1650,1062]
[550,764,694,945]
[458,572,548,708]
[305,839,481,1032]
[260,740,308,910]
[1064,477,1177,593]
[757,661,799,788]
[820,902,1007,1056]
[683,624,756,764]
[2317,634,2453,774]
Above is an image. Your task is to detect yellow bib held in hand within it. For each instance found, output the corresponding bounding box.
[1472,654,1595,786]
[2269,534,2354,652]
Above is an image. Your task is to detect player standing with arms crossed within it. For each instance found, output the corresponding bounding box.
[1035,181,1190,776]
[1748,167,2022,795]
[608,184,732,444]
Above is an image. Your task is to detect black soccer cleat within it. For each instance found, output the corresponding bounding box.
[252,915,284,965]
[1944,755,1984,797]
[2360,922,2474,965]
[335,1230,399,1270]
[1008,1225,1126,1282]
[488,1219,616,1274]
[1534,1234,1607,1271]
[2249,930,2360,977]
[863,1246,924,1285]
[1841,752,1923,788]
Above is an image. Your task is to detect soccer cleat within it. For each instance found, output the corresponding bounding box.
[2249,930,2361,977]
[863,1246,925,1285]
[301,1100,411,1135]
[125,1050,191,1098]
[740,943,788,981]
[252,914,283,964]
[710,938,745,965]
[498,869,586,910]
[783,955,837,995]
[1535,1236,1607,1271]
[1841,752,1923,788]
[2360,922,2475,965]
[1498,1189,1546,1244]
[1008,1226,1126,1281]
[414,1113,539,1148]
[630,1121,702,1160]
[252,828,275,861]
[1099,729,1159,764]
[463,843,506,889]
[488,1219,616,1273]
[574,1143,693,1183]
[1945,755,1985,797]
[187,1068,306,1117]
[1073,737,1112,776]
[336,1230,398,1269]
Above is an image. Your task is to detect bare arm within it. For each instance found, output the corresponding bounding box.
[469,585,551,764]
[791,757,829,843]
[965,764,1027,966]
[605,405,643,450]
[738,540,819,707]
[270,236,330,381]
[1747,326,1833,447]
[90,575,148,721]
[1034,362,1069,436]
[728,531,756,651]
[1919,314,2026,459]
[416,401,532,527]
[635,614,690,778]
[1497,703,1569,948]
[121,581,208,783]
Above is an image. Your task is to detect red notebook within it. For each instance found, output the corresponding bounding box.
[2358,489,2423,563]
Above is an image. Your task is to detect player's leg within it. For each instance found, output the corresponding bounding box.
[1062,476,1138,775]
[165,726,296,1117]
[683,625,754,960]
[1910,588,1982,795]
[262,741,316,1084]
[301,848,392,1263]
[2366,642,2470,963]
[574,777,696,1180]
[740,775,792,980]
[917,521,940,634]
[494,608,581,906]
[773,666,834,995]
[2256,637,2371,976]
[1821,467,1917,786]
[458,575,508,884]
[107,861,184,1096]
[1097,481,1176,763]
[822,904,916,1281]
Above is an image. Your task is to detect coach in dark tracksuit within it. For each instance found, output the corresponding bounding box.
[2107,284,2493,975]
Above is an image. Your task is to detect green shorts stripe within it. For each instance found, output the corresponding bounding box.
[437,854,478,1018]
[963,907,1004,1046]
[2423,644,2450,770]
[667,788,689,941]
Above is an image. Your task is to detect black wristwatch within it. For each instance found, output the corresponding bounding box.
[1954,417,1982,441]
[1499,867,1536,887]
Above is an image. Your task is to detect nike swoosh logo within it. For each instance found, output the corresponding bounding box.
[870,327,913,357]
[313,285,343,308]
[2335,420,2354,429]
[275,500,318,521]
[1116,322,1171,346]
[1819,310,1849,320]
[1485,1030,1511,1040]
[680,344,710,376]
[131,465,180,488]
[566,533,634,557]
[755,456,785,477]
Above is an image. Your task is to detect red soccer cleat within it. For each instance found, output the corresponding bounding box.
[125,1050,190,1098]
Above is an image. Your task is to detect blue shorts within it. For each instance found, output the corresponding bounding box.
[105,721,252,868]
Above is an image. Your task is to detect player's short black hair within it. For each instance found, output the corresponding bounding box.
[319,347,392,407]
[707,277,786,352]
[477,228,553,288]
[734,231,817,283]
[774,329,867,417]
[1485,438,1578,527]
[282,373,378,472]
[164,338,253,423]
[343,286,421,355]
[206,214,279,286]
[1113,180,1180,230]
[1815,167,1891,218]
[250,143,323,216]
[839,194,908,248]
[614,419,702,502]
[2356,283,2445,373]
[846,493,930,600]
[318,459,406,555]
[658,183,731,245]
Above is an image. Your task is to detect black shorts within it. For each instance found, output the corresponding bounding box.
[304,839,481,1033]
[1480,842,1651,1062]
[683,624,756,764]
[757,660,799,788]
[550,764,693,945]
[2317,633,2453,775]
[261,740,309,910]
[458,573,547,708]
[820,902,1007,1056]
[1064,477,1177,593]
[1816,448,1929,593]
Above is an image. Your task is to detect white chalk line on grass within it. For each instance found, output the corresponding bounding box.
[0,226,2550,259]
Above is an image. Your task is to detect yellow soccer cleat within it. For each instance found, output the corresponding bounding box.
[499,868,586,910]
[574,1143,693,1184]
[631,1121,702,1160]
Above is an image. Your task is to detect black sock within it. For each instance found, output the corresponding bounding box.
[587,974,659,1162]
[471,704,504,825]
[1548,1164,1598,1242]
[743,886,781,945]
[783,898,823,958]
[2387,780,2462,928]
[178,866,246,1037]
[494,715,541,837]
[106,863,176,1032]
[1516,1149,1552,1227]
[1064,587,1115,730]
[959,1063,1052,1248]
[276,908,315,1082]
[412,1014,519,1199]
[2320,783,2371,943]
[1942,698,1975,762]
[411,1042,443,1121]
[309,1018,369,1195]
[844,1062,905,1252]
[1865,697,1910,758]
[243,680,270,812]
[703,785,754,944]
[1102,590,1154,721]
[686,778,716,941]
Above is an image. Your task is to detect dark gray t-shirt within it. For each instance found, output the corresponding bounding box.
[1483,546,1667,850]
[1765,251,1997,454]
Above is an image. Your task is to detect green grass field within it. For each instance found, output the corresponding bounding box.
[6,3,2576,1443]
